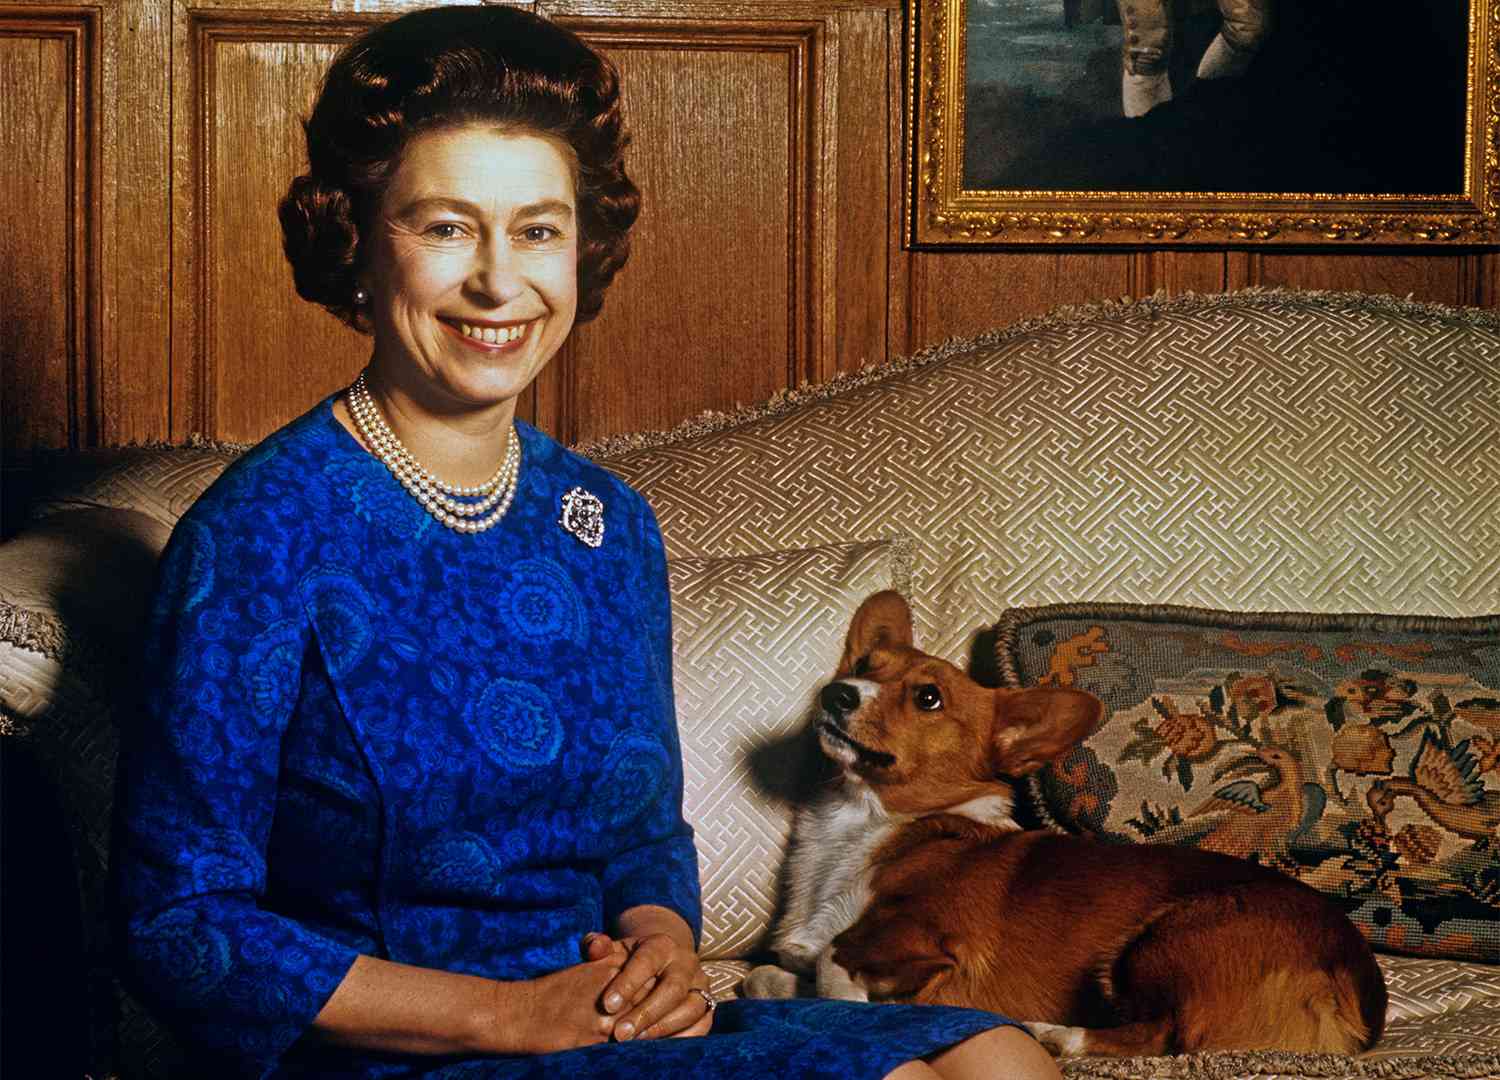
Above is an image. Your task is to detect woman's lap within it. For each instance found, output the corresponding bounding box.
[280,999,1021,1079]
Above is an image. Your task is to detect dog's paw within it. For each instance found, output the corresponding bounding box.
[1023,1021,1088,1057]
[814,951,870,1002]
[775,937,820,974]
[742,964,802,1000]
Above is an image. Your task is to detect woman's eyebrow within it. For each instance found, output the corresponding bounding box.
[513,199,575,221]
[394,196,574,220]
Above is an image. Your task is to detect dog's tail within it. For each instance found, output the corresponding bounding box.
[1338,936,1388,1053]
[1278,931,1387,1054]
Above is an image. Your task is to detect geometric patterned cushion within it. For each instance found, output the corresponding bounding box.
[669,538,911,960]
[996,602,1500,963]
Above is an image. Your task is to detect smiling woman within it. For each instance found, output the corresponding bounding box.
[111,7,1059,1080]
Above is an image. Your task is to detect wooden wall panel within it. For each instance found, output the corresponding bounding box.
[173,8,375,443]
[1256,251,1480,307]
[1134,251,1230,297]
[542,4,899,445]
[103,0,172,446]
[540,24,799,445]
[834,7,897,375]
[906,251,1133,350]
[1,9,97,454]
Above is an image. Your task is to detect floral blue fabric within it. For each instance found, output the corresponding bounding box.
[114,397,1017,1078]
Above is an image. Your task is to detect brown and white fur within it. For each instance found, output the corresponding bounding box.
[744,591,1387,1058]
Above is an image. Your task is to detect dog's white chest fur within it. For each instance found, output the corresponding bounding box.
[771,782,898,976]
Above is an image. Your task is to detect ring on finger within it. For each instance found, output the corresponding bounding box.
[688,987,716,1013]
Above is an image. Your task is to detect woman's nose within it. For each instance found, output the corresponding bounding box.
[467,239,525,305]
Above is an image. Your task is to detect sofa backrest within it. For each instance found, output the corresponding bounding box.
[594,291,1500,662]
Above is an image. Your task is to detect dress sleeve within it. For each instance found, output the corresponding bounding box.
[112,506,360,1079]
[598,497,704,945]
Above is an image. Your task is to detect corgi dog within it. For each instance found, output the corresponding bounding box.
[744,591,1387,1058]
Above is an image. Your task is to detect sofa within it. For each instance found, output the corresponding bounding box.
[5,289,1500,1079]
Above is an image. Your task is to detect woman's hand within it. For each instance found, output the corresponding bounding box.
[588,913,714,1041]
[505,947,634,1055]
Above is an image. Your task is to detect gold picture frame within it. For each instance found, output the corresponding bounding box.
[908,0,1500,246]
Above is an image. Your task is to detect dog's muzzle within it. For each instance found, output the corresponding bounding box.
[817,681,896,769]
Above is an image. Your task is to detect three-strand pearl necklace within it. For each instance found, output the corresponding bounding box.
[346,371,520,534]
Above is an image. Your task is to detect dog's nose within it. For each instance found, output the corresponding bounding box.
[821,682,861,716]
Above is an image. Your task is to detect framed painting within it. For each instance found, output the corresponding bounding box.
[908,0,1500,245]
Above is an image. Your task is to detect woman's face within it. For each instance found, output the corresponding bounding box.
[361,124,579,417]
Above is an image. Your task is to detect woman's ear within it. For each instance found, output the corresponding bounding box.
[837,591,914,676]
[990,687,1104,777]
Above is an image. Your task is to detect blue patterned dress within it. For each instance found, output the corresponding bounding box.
[114,396,1018,1078]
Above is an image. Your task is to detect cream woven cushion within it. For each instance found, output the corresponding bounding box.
[668,538,911,960]
[592,291,1500,667]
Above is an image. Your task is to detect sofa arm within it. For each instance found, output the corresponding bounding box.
[0,507,171,678]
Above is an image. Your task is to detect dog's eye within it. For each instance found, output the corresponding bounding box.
[914,685,943,711]
[852,656,871,677]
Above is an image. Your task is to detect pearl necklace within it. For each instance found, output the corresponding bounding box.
[346,371,521,534]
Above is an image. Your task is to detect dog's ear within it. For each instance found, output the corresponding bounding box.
[991,687,1103,777]
[837,590,914,676]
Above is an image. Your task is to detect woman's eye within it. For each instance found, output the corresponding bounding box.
[425,222,465,240]
[520,225,559,244]
[914,685,943,711]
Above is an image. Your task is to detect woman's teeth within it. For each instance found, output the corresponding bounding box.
[457,321,527,344]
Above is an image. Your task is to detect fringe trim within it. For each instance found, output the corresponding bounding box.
[574,287,1500,460]
[8,433,252,462]
[888,535,916,600]
[0,703,29,738]
[1058,1049,1500,1079]
[0,602,70,664]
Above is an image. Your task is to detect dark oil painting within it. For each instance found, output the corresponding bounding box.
[963,0,1470,194]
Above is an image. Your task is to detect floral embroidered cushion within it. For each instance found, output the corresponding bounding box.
[994,603,1500,963]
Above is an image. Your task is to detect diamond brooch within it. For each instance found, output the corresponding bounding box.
[559,487,605,548]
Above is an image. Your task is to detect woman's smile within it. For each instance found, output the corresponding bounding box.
[439,316,536,350]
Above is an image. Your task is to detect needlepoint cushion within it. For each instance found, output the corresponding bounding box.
[994,602,1500,963]
[668,537,912,961]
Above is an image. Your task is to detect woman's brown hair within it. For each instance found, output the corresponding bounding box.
[279,5,640,329]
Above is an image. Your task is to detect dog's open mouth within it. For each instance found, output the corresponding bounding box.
[817,718,896,770]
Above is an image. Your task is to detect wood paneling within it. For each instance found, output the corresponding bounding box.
[3,0,1498,453]
[1,8,97,454]
[103,0,172,446]
[907,251,1134,350]
[905,248,1499,351]
[172,7,376,443]
[540,22,802,445]
[1257,251,1477,306]
[542,2,896,445]
[834,6,896,374]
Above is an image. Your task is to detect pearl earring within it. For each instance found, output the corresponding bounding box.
[353,288,369,305]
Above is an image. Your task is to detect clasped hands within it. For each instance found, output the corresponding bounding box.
[586,930,714,1041]
[521,923,714,1054]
